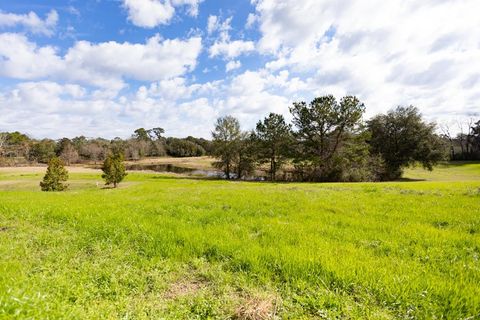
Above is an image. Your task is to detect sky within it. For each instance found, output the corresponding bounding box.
[0,0,479,139]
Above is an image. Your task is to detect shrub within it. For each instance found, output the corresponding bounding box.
[101,152,127,188]
[40,157,69,191]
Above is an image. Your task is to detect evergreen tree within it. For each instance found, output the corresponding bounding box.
[101,152,127,188]
[40,157,69,191]
[254,113,293,181]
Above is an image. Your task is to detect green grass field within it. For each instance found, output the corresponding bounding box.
[0,163,479,319]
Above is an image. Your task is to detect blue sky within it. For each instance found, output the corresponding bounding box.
[0,0,479,138]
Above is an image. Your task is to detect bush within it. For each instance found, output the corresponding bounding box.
[40,157,69,191]
[101,152,127,188]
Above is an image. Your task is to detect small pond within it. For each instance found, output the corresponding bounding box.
[125,163,267,180]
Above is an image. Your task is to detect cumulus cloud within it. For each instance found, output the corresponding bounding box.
[245,13,258,29]
[0,33,202,92]
[0,80,217,139]
[0,33,63,79]
[0,68,301,138]
[64,35,202,88]
[207,16,255,60]
[0,9,58,36]
[252,0,480,122]
[226,60,241,72]
[209,38,255,59]
[123,0,203,28]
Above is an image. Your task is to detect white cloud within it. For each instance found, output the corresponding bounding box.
[252,0,480,121]
[207,15,231,35]
[0,33,203,92]
[123,0,203,28]
[64,35,202,88]
[0,9,58,36]
[207,16,255,60]
[245,13,257,29]
[172,0,203,17]
[207,15,218,34]
[226,60,241,72]
[0,80,218,139]
[209,39,255,59]
[0,33,63,79]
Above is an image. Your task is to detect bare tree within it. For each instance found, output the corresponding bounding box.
[60,143,79,165]
[0,133,7,157]
[440,123,455,159]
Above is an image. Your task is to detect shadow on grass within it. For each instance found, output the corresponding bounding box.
[437,161,480,168]
[395,177,426,182]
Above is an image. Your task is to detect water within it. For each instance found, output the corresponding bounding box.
[125,163,224,178]
[125,163,267,180]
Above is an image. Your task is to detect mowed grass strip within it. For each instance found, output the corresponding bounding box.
[0,165,479,319]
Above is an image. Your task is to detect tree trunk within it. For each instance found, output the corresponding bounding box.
[114,181,117,188]
[226,162,230,180]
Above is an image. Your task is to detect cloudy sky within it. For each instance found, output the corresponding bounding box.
[0,0,479,139]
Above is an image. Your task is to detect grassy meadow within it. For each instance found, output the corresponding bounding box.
[0,163,479,319]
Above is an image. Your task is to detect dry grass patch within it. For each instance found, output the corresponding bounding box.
[164,277,208,300]
[234,294,281,320]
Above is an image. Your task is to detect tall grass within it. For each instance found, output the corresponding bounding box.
[0,165,479,319]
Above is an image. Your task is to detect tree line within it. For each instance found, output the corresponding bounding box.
[211,95,478,182]
[1,94,479,182]
[0,129,213,166]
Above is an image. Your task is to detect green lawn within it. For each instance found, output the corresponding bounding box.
[0,164,479,319]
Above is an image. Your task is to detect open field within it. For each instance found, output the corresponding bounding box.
[0,163,479,319]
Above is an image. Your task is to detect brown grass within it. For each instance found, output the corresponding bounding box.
[234,295,280,320]
[164,278,207,300]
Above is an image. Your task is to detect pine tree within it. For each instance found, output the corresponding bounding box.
[101,152,127,188]
[40,157,69,191]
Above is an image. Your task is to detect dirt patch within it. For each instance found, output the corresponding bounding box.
[234,295,280,320]
[0,226,9,232]
[164,278,207,299]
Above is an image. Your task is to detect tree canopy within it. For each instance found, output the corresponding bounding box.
[368,106,446,180]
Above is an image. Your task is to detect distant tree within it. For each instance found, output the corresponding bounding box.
[4,131,31,158]
[55,138,79,165]
[290,95,365,181]
[71,136,87,151]
[148,127,165,140]
[29,139,56,163]
[60,143,79,165]
[110,137,127,157]
[40,157,69,191]
[81,140,107,164]
[212,116,242,179]
[185,136,214,154]
[149,139,167,157]
[125,138,149,160]
[254,113,293,181]
[368,106,446,180]
[166,138,205,157]
[101,152,127,188]
[6,131,29,145]
[134,128,150,141]
[0,132,7,156]
[233,132,257,179]
[471,120,480,156]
